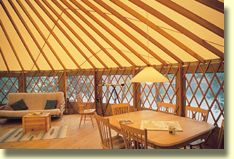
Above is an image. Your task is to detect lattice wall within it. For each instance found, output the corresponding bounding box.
[0,74,20,104]
[183,61,224,127]
[0,61,224,127]
[93,68,134,115]
[26,72,62,93]
[139,65,178,110]
[66,70,95,103]
[99,69,134,106]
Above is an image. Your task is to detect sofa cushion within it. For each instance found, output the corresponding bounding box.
[45,100,57,109]
[10,99,28,110]
[8,92,64,110]
[0,109,61,117]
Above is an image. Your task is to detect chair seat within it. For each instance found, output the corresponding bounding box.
[102,135,125,149]
[82,109,96,114]
[189,139,205,146]
[184,139,205,149]
[111,135,125,149]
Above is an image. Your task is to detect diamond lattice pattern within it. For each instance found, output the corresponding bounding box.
[184,62,224,127]
[26,73,60,93]
[140,72,177,110]
[0,77,19,104]
[101,74,133,106]
[67,73,95,103]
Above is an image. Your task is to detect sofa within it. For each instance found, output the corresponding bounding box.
[0,92,65,118]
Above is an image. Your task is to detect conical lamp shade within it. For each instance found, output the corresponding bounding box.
[131,67,169,83]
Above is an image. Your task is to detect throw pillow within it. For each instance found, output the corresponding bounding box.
[45,100,57,109]
[10,99,28,110]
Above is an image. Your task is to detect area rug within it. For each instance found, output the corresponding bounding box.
[0,125,68,143]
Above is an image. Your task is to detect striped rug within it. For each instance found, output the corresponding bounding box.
[0,125,68,143]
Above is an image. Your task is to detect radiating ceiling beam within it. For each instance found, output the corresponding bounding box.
[1,2,40,71]
[41,0,107,68]
[71,0,150,66]
[61,0,135,67]
[54,0,122,68]
[0,47,10,71]
[25,0,80,70]
[0,20,24,71]
[195,0,224,14]
[5,1,54,70]
[82,0,166,65]
[110,0,205,63]
[35,1,96,68]
[155,0,224,38]
[129,0,224,59]
[96,0,182,64]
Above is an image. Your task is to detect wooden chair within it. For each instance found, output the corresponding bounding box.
[94,114,125,149]
[157,102,177,114]
[185,106,209,122]
[120,123,148,149]
[217,119,224,149]
[111,103,130,115]
[75,100,96,128]
[185,106,209,149]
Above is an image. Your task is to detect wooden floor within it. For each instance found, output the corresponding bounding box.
[0,114,102,149]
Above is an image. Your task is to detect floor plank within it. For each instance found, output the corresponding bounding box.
[0,114,102,149]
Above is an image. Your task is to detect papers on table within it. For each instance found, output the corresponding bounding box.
[140,120,183,131]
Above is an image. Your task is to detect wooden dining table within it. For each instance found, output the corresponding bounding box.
[107,110,215,148]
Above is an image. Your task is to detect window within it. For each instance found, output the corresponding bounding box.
[140,73,177,110]
[67,75,95,102]
[0,77,18,104]
[102,74,133,106]
[26,76,59,93]
[186,72,224,126]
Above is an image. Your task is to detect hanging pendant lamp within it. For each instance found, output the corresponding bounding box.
[131,66,168,83]
[131,11,168,84]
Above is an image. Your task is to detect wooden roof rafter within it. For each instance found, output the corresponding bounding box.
[35,0,96,69]
[83,0,164,65]
[25,0,81,70]
[95,0,181,64]
[71,0,150,66]
[0,47,9,72]
[130,0,224,60]
[195,0,224,13]
[0,20,24,71]
[61,0,137,67]
[0,0,224,71]
[1,1,40,71]
[41,0,107,69]
[53,0,123,68]
[4,0,55,71]
[109,0,205,62]
[155,0,224,38]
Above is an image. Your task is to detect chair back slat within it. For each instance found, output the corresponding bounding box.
[112,103,130,115]
[120,123,148,149]
[185,106,209,122]
[94,114,113,149]
[75,96,94,113]
[157,102,177,114]
[75,102,84,113]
